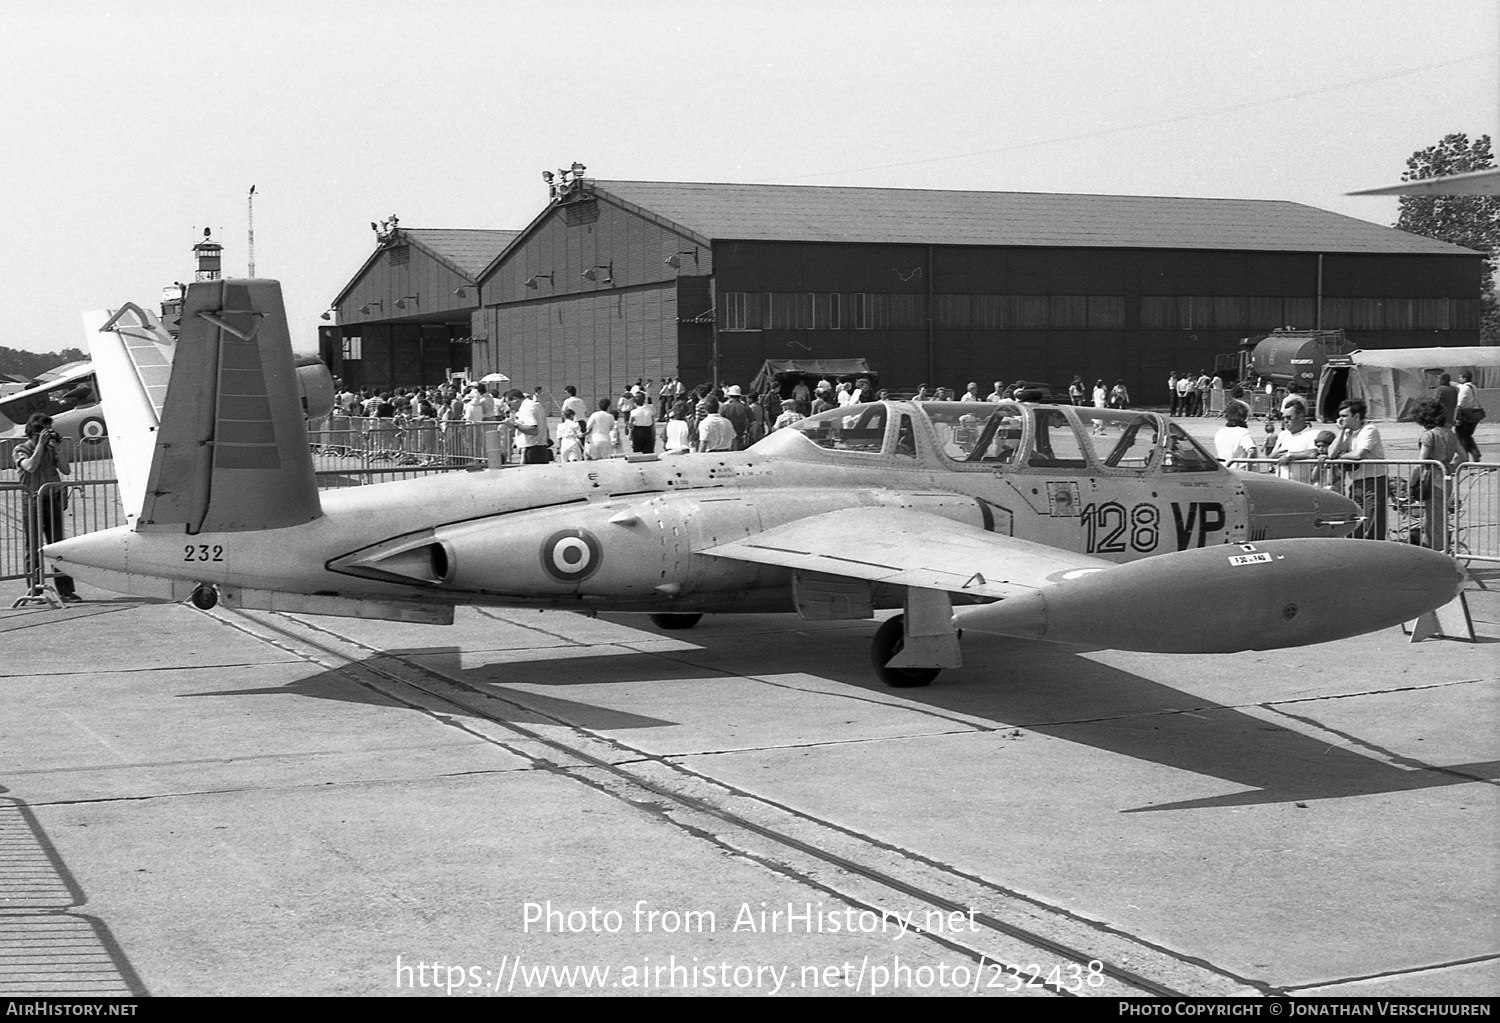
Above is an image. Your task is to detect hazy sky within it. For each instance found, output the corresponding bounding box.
[2,0,1495,355]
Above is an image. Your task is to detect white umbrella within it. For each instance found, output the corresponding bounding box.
[480,372,510,384]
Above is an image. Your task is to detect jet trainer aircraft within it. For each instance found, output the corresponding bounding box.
[47,279,1465,686]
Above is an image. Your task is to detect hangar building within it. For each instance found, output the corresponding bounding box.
[325,178,1483,403]
[323,220,517,391]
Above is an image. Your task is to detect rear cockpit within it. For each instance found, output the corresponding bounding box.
[749,400,1223,475]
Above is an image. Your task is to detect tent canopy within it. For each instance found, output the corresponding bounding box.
[1318,347,1500,421]
[1348,347,1500,374]
[749,358,875,396]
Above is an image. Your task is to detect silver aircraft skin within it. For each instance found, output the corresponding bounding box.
[48,279,1465,686]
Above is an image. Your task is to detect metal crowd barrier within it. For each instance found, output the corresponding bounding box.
[309,415,500,468]
[1242,453,1488,549]
[1451,462,1500,563]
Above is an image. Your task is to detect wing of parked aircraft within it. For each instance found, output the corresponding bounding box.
[1349,166,1500,196]
[704,506,1112,599]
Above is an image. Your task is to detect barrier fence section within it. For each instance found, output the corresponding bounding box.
[1239,456,1476,552]
[1452,462,1500,563]
[4,434,169,585]
[308,415,501,468]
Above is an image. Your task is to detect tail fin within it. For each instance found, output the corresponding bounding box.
[139,279,322,534]
[87,302,176,527]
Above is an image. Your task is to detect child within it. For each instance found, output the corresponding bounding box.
[665,403,692,454]
[557,407,584,462]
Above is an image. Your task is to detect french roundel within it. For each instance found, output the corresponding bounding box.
[79,416,108,444]
[541,528,602,583]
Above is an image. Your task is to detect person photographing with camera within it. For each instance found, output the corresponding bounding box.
[13,413,78,601]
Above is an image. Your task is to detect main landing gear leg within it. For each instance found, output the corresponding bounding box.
[871,588,961,688]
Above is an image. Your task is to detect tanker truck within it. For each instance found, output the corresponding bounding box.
[1215,328,1351,420]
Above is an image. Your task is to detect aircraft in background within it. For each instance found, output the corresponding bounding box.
[46,279,1464,687]
[0,361,111,460]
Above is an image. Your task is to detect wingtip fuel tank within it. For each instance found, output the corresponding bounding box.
[952,539,1466,653]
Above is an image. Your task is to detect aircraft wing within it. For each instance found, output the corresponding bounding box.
[701,506,1111,599]
[1350,167,1500,196]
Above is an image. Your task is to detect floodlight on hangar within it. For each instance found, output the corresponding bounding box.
[394,294,420,310]
[665,248,699,270]
[523,274,554,290]
[581,262,613,285]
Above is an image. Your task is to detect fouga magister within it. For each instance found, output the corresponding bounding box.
[48,279,1465,687]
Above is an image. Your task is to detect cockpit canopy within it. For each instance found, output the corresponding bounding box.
[752,400,1221,474]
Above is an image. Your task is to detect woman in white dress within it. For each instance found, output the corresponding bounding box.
[556,408,585,462]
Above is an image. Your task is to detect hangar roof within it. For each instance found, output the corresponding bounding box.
[589,180,1477,256]
[333,228,519,308]
[401,229,520,275]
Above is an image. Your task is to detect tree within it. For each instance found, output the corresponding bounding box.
[0,345,88,381]
[1394,133,1500,343]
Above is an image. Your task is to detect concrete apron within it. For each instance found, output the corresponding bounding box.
[0,559,1495,996]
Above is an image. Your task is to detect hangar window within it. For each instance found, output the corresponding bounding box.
[848,293,888,330]
[850,293,870,329]
[769,293,813,329]
[724,292,748,330]
[814,293,843,329]
[1087,296,1125,328]
[1011,296,1049,329]
[342,336,363,360]
[1050,296,1088,329]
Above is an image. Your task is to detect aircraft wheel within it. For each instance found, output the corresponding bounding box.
[190,584,218,610]
[650,613,702,630]
[871,615,940,688]
[78,416,108,445]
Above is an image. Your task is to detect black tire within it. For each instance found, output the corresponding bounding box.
[650,613,702,630]
[871,615,940,688]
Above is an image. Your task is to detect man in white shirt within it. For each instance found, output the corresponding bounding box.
[695,397,737,452]
[561,385,589,423]
[1326,398,1387,541]
[628,398,657,453]
[506,388,551,464]
[1269,395,1320,483]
